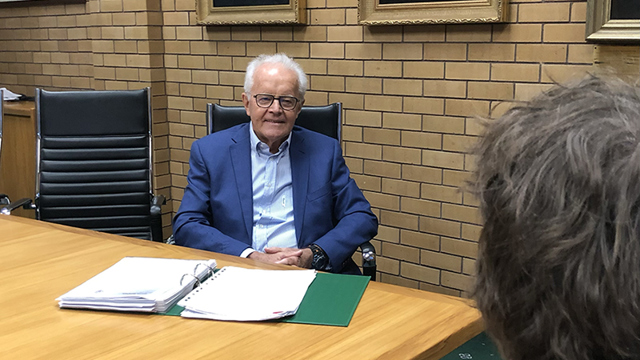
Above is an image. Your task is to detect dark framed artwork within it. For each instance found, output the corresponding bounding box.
[586,0,640,42]
[196,0,306,25]
[358,0,508,25]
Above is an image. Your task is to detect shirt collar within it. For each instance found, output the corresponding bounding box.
[249,121,292,156]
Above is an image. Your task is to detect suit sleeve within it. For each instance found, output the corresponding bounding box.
[172,140,251,256]
[313,141,378,272]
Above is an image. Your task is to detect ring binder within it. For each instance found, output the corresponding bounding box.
[180,267,227,303]
[180,273,202,288]
[194,262,216,277]
[56,257,217,313]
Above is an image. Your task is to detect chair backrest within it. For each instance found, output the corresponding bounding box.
[206,103,342,140]
[35,88,155,239]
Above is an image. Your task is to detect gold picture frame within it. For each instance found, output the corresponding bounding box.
[196,0,306,25]
[586,0,640,42]
[358,0,508,25]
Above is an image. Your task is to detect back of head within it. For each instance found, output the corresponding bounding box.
[471,75,640,360]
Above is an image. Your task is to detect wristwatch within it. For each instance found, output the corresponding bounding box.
[308,244,329,270]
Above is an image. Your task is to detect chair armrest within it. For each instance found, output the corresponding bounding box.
[1,198,33,215]
[165,234,176,245]
[150,194,166,216]
[150,194,166,242]
[359,241,376,281]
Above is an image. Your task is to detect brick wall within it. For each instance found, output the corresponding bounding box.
[1,0,624,296]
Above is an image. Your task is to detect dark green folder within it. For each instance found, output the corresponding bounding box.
[279,272,369,326]
[440,332,503,360]
[162,272,370,327]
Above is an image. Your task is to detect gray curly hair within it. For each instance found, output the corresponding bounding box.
[471,74,640,360]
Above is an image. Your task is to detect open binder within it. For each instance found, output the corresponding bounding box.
[56,257,217,313]
[57,257,369,326]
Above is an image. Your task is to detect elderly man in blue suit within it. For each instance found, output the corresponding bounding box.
[173,54,378,274]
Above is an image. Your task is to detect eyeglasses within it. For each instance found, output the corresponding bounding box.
[253,94,300,111]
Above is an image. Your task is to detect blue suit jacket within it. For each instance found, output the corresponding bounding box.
[172,123,378,274]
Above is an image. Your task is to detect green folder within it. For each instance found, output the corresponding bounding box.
[279,272,369,326]
[440,332,503,360]
[163,272,370,327]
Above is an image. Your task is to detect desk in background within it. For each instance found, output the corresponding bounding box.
[0,215,482,359]
[0,101,35,218]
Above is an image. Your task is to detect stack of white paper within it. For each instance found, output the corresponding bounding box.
[179,266,316,321]
[57,257,217,313]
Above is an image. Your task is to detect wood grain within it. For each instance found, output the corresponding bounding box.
[594,45,640,81]
[0,215,482,359]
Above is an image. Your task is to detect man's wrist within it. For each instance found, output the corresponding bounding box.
[308,244,329,270]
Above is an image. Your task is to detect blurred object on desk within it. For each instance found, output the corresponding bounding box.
[0,87,23,101]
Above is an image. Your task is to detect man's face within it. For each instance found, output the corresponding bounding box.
[242,63,303,153]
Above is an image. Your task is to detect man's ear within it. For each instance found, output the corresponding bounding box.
[242,93,251,117]
[295,98,305,118]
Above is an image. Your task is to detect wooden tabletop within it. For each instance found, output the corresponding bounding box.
[0,215,482,359]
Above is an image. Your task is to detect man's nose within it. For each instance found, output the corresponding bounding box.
[268,99,283,112]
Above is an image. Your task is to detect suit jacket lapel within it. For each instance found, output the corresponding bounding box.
[290,128,309,246]
[229,124,254,241]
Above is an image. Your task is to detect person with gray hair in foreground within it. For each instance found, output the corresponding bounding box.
[471,74,640,360]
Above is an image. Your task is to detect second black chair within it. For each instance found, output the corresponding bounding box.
[3,88,165,241]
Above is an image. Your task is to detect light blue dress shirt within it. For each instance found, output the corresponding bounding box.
[240,123,297,257]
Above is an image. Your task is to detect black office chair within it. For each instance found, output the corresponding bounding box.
[2,88,166,241]
[0,89,9,206]
[206,102,377,280]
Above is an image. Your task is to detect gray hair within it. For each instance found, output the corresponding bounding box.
[470,74,640,360]
[243,53,308,99]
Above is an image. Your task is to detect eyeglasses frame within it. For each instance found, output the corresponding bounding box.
[252,93,300,111]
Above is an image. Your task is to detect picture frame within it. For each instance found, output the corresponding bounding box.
[196,0,306,25]
[358,0,508,25]
[586,0,640,43]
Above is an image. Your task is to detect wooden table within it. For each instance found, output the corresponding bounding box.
[0,101,36,218]
[0,215,482,359]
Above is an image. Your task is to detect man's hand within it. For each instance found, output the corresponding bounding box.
[297,247,313,269]
[248,247,303,266]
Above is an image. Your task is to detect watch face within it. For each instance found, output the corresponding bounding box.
[312,249,327,270]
